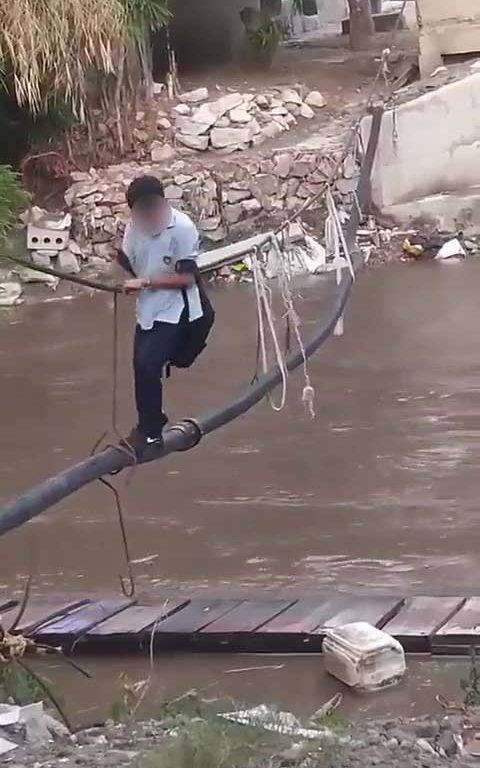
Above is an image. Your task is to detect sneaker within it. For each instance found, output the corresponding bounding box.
[120,428,164,460]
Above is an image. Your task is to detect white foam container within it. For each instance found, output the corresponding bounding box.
[322,621,406,691]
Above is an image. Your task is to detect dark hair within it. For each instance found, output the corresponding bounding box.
[126,175,165,209]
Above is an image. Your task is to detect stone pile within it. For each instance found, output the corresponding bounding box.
[64,146,359,263]
[161,85,327,153]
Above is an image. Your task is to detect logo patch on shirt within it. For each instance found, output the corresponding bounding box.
[163,255,172,266]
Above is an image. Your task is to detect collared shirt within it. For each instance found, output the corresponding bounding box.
[122,208,203,330]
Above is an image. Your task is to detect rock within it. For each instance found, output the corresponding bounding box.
[31,251,53,268]
[413,722,439,740]
[225,204,242,224]
[255,122,284,143]
[174,174,194,185]
[336,177,359,195]
[151,142,176,163]
[386,737,399,749]
[288,104,300,116]
[68,240,83,257]
[416,739,436,755]
[0,282,22,306]
[343,152,360,179]
[175,116,210,136]
[25,713,52,746]
[93,242,115,260]
[305,90,326,108]
[214,116,230,128]
[436,730,458,758]
[212,92,244,117]
[273,115,291,131]
[136,110,145,121]
[192,93,244,129]
[210,127,253,149]
[164,184,183,200]
[279,742,309,762]
[157,117,172,130]
[270,106,289,116]
[180,87,209,104]
[229,108,252,124]
[300,103,315,119]
[43,713,70,739]
[256,94,269,108]
[251,174,277,197]
[284,113,297,126]
[173,103,191,115]
[203,226,226,243]
[191,104,218,128]
[281,88,302,106]
[176,133,209,151]
[226,188,252,204]
[57,249,81,274]
[153,82,165,96]
[246,118,261,135]
[200,215,222,232]
[241,199,262,215]
[291,161,313,178]
[274,153,293,178]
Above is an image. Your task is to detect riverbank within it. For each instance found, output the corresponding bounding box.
[5,701,480,768]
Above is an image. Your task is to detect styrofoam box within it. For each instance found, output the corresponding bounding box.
[27,224,69,252]
[323,622,406,691]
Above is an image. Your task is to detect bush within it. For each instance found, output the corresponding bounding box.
[0,165,28,240]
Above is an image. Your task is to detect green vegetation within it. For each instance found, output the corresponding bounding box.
[461,648,480,707]
[0,663,44,705]
[0,165,28,240]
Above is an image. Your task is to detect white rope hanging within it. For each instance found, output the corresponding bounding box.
[251,239,316,420]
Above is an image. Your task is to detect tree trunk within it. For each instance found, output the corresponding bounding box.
[347,0,375,51]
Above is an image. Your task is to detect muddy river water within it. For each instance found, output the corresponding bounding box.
[1,260,479,722]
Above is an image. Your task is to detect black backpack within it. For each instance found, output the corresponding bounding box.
[168,260,215,372]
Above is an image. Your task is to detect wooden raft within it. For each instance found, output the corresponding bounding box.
[1,593,479,655]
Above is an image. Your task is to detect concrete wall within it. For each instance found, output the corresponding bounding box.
[283,0,347,35]
[362,74,480,231]
[417,0,480,77]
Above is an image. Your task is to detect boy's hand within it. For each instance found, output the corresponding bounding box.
[124,277,148,293]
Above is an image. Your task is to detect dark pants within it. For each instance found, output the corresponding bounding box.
[133,320,183,438]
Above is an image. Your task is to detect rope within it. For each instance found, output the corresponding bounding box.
[251,246,288,412]
[269,236,316,419]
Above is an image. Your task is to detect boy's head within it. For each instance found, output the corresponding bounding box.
[127,175,169,234]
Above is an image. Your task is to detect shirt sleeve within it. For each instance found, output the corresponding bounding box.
[174,223,199,262]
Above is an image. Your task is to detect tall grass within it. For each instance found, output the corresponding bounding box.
[0,165,28,240]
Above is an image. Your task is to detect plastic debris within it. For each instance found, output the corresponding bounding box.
[221,705,332,739]
[435,238,466,260]
[0,736,17,755]
[323,622,406,691]
[0,282,23,307]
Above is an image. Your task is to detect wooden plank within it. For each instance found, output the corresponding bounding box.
[260,598,338,634]
[313,596,404,634]
[89,600,189,637]
[10,597,90,634]
[432,597,480,651]
[383,597,465,652]
[157,600,243,634]
[201,600,296,634]
[34,598,134,640]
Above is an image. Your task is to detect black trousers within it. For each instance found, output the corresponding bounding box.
[133,320,183,438]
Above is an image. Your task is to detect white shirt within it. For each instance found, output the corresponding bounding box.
[122,208,203,330]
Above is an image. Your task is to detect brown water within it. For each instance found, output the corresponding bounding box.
[1,260,480,721]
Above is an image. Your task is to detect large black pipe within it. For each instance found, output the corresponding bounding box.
[0,107,383,538]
